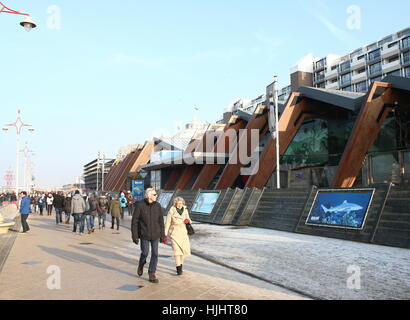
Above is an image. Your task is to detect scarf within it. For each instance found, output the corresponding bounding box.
[176,207,184,215]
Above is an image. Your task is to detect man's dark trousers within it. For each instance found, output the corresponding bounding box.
[139,239,159,274]
[21,214,30,232]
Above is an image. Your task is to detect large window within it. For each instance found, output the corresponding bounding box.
[369,62,382,75]
[405,67,410,78]
[403,51,410,64]
[340,61,351,72]
[370,76,382,83]
[151,170,161,190]
[368,49,381,61]
[404,152,410,184]
[371,153,400,184]
[356,81,368,92]
[388,41,398,48]
[402,36,410,50]
[315,59,326,70]
[340,73,351,85]
[386,69,401,77]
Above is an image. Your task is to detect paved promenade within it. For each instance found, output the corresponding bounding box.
[0,212,307,300]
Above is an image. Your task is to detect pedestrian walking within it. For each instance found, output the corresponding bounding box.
[109,194,121,231]
[63,194,72,224]
[131,188,165,283]
[119,192,127,219]
[30,194,37,214]
[38,194,45,216]
[19,191,31,233]
[164,197,192,275]
[53,192,64,224]
[86,194,99,234]
[46,193,54,216]
[97,193,109,229]
[127,191,134,216]
[71,190,86,235]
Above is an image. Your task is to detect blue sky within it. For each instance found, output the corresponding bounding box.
[1,0,409,189]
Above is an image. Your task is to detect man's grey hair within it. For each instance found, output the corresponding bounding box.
[145,188,156,198]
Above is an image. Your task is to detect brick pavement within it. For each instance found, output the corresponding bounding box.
[0,213,308,300]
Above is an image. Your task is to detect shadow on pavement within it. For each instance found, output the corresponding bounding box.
[37,245,137,278]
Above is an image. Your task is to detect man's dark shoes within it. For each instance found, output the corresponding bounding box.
[148,272,159,283]
[137,265,144,277]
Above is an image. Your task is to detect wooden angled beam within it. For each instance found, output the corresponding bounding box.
[331,82,395,188]
[112,150,142,192]
[191,116,248,190]
[174,165,201,190]
[130,141,155,175]
[246,93,330,189]
[163,167,183,190]
[215,106,268,190]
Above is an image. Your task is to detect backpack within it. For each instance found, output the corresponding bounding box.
[99,198,108,208]
[89,200,97,211]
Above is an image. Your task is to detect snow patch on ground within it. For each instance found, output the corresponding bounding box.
[189,223,410,300]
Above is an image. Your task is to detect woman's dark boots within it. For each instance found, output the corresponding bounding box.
[176,265,183,275]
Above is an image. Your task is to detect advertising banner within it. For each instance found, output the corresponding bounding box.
[306,188,375,229]
[191,192,220,214]
[132,180,144,202]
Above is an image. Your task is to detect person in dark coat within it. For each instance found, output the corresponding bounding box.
[109,194,121,231]
[131,188,165,283]
[53,192,64,224]
[63,194,72,224]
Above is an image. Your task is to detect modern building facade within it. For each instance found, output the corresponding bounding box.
[280,27,410,100]
[83,157,114,191]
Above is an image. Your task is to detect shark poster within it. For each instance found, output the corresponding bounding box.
[306,189,375,229]
[191,192,220,214]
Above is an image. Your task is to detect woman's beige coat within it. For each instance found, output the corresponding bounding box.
[164,206,191,257]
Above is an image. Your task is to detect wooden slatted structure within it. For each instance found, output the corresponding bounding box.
[215,105,269,190]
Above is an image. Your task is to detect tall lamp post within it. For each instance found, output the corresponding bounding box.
[20,142,35,193]
[0,1,36,31]
[3,110,35,197]
[268,75,280,189]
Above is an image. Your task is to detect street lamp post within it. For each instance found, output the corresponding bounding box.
[3,110,35,197]
[20,142,35,194]
[0,1,36,31]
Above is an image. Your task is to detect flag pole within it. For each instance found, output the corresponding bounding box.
[274,76,280,189]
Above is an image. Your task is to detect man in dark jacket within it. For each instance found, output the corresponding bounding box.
[53,192,65,224]
[63,194,72,224]
[131,188,165,283]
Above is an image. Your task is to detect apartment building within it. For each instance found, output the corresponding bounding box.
[314,27,410,92]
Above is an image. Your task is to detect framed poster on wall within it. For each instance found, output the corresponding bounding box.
[191,192,221,215]
[306,188,376,230]
[157,192,174,209]
[132,180,144,202]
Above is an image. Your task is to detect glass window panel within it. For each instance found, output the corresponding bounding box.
[404,152,410,184]
[371,153,400,184]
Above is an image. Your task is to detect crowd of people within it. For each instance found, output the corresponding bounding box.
[20,190,136,235]
[15,188,193,283]
[0,192,18,206]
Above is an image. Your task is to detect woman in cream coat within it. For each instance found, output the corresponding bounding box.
[164,197,191,275]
